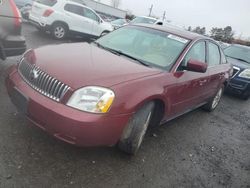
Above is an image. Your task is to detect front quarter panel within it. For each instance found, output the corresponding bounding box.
[109,72,175,118]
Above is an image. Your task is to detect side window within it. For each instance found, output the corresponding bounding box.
[179,41,206,69]
[208,42,221,66]
[64,4,83,16]
[83,8,99,22]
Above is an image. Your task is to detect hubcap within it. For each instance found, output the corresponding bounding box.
[137,112,152,148]
[54,26,65,39]
[212,88,222,109]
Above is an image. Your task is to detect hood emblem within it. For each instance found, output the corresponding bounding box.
[29,69,39,81]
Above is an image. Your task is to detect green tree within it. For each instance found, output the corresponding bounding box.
[191,26,206,35]
[210,26,234,43]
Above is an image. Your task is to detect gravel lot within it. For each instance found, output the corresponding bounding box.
[0,23,249,188]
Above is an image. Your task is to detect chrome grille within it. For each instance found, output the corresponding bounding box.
[18,59,70,102]
[232,66,240,78]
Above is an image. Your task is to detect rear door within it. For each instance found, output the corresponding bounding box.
[207,41,226,96]
[64,4,86,34]
[64,4,94,35]
[172,41,210,115]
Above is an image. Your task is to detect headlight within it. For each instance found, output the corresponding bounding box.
[67,86,115,113]
[238,69,250,79]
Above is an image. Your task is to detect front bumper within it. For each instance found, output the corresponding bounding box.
[227,77,250,96]
[5,66,131,147]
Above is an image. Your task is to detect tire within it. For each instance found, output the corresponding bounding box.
[118,102,155,155]
[203,86,224,112]
[241,93,249,100]
[52,23,68,40]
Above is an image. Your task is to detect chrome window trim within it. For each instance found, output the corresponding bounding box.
[173,38,206,72]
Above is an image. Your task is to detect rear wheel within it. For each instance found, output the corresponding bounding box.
[203,87,223,112]
[118,102,155,155]
[52,23,67,40]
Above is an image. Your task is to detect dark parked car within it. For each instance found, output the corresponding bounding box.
[6,25,231,154]
[224,44,250,100]
[0,0,26,60]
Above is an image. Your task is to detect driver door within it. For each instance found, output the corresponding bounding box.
[171,41,210,116]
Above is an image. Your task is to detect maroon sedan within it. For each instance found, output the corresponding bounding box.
[6,25,231,154]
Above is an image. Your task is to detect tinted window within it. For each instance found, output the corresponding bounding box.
[64,4,83,16]
[83,8,98,22]
[181,41,206,68]
[208,42,221,66]
[35,0,57,6]
[96,26,189,70]
[224,46,250,64]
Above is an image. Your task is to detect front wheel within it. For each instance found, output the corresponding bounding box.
[118,102,155,155]
[203,87,224,112]
[241,93,249,100]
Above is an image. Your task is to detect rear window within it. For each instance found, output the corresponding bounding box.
[35,0,57,6]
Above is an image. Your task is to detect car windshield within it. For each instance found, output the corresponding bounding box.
[111,19,126,25]
[224,46,250,64]
[95,26,190,70]
[130,17,157,24]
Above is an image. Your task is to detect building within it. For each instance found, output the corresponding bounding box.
[72,0,126,19]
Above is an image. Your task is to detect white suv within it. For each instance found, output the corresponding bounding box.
[29,0,114,39]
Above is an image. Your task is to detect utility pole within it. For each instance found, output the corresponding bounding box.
[149,4,153,17]
[162,11,166,21]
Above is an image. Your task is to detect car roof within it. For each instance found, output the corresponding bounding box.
[134,24,210,41]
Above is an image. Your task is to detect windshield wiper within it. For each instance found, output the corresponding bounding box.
[93,42,150,67]
[93,41,120,55]
[226,55,249,64]
[115,50,151,67]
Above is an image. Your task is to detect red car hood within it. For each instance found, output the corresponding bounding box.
[26,43,162,89]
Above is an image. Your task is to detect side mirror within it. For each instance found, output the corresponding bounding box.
[186,59,207,73]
